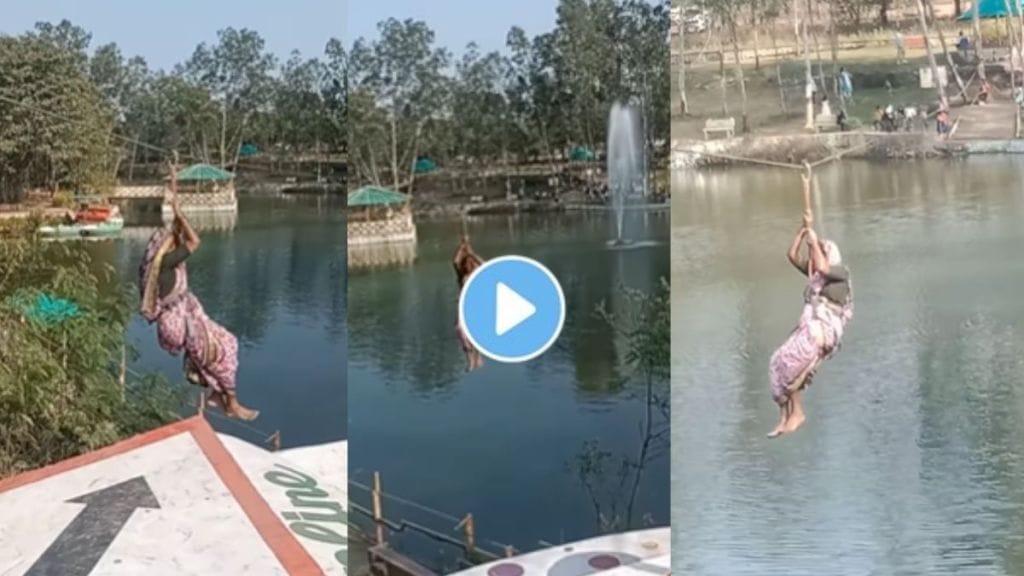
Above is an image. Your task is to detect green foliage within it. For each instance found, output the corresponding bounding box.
[0,35,117,202]
[597,278,670,382]
[4,20,345,186]
[348,0,670,189]
[570,278,671,532]
[0,233,185,478]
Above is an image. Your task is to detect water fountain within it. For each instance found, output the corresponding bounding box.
[606,102,644,246]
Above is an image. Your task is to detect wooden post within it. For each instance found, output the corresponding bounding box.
[463,513,476,556]
[266,431,281,451]
[372,472,385,544]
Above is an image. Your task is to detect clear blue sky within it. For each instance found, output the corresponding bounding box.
[349,0,560,55]
[0,0,345,71]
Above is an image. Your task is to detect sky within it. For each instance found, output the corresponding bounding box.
[348,0,561,55]
[1,0,345,71]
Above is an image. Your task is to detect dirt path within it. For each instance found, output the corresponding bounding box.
[949,100,1018,140]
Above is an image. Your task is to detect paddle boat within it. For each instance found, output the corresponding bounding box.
[38,202,124,239]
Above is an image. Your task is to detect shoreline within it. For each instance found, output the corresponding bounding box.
[413,199,670,218]
[670,132,1024,169]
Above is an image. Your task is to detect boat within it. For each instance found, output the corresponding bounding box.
[38,203,124,239]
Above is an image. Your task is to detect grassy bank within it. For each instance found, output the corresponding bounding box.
[674,48,942,139]
[0,220,184,478]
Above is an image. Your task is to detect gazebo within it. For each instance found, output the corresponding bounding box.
[346,185,417,249]
[174,163,235,190]
[163,163,238,216]
[957,0,1022,20]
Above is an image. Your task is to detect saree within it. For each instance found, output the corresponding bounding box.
[453,241,483,353]
[139,229,239,392]
[769,266,853,406]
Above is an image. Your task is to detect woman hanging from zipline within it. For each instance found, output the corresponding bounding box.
[139,163,258,420]
[767,171,853,438]
[453,234,484,372]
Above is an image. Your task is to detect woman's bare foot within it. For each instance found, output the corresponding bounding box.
[766,424,787,439]
[223,392,259,421]
[783,413,806,433]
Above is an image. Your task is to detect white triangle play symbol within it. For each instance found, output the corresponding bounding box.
[495,282,536,336]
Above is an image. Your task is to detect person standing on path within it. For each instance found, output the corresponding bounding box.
[839,67,853,102]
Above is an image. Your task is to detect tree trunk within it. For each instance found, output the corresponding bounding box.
[405,123,422,194]
[229,112,252,171]
[751,0,762,70]
[794,0,814,129]
[880,0,891,26]
[914,0,948,109]
[389,114,399,190]
[972,0,986,80]
[926,0,969,104]
[808,0,827,94]
[677,18,688,116]
[718,24,729,116]
[770,26,788,113]
[730,19,750,133]
[754,27,762,70]
[127,138,138,182]
[830,0,840,102]
[1002,0,1018,103]
[219,100,227,168]
[954,0,962,16]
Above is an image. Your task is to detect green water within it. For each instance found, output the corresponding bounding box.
[88,196,347,448]
[673,158,1024,575]
[348,211,670,571]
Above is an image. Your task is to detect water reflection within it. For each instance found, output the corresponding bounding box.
[349,211,670,558]
[89,196,347,448]
[672,158,1024,575]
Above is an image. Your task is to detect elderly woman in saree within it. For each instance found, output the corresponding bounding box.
[453,235,484,372]
[139,169,258,420]
[767,176,853,438]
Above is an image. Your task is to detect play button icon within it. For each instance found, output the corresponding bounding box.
[495,282,536,336]
[459,255,566,363]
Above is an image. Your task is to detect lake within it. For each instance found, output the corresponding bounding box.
[88,196,347,449]
[348,211,670,572]
[672,158,1024,575]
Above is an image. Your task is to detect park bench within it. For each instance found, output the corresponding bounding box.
[814,114,839,133]
[703,117,735,139]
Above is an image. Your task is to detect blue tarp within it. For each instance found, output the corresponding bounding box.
[957,0,1022,20]
[6,291,80,325]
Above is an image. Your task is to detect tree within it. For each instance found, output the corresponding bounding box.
[451,44,510,165]
[29,20,91,72]
[323,38,348,154]
[348,18,450,191]
[972,0,987,81]
[182,28,277,169]
[0,36,117,202]
[924,0,968,105]
[914,0,948,110]
[675,0,689,116]
[710,0,751,132]
[794,0,815,129]
[0,220,183,477]
[571,280,670,531]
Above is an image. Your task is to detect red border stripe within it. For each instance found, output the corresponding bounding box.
[189,416,323,575]
[0,417,200,493]
[0,416,324,575]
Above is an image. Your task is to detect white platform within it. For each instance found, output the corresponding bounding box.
[450,527,670,576]
[0,417,347,576]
